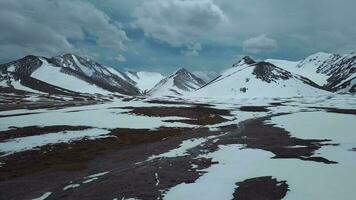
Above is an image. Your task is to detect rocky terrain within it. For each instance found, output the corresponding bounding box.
[148,68,206,97]
[267,52,356,93]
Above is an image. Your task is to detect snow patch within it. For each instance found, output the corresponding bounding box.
[32,192,52,200]
[0,128,111,156]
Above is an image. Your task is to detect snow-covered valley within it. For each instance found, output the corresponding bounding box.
[0,90,355,200]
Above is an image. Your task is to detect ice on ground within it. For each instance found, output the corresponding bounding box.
[82,171,110,184]
[63,184,80,191]
[32,192,52,200]
[82,177,98,184]
[155,172,160,186]
[148,138,207,160]
[0,128,110,156]
[191,164,199,169]
[85,171,110,179]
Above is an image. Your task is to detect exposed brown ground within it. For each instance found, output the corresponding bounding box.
[119,105,232,125]
[209,115,338,164]
[233,176,289,200]
[309,107,356,115]
[0,126,225,200]
[0,100,106,112]
[0,90,110,112]
[0,126,92,142]
[0,127,192,181]
[239,106,270,112]
[146,99,212,107]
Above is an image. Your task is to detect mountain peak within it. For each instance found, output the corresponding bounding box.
[310,52,332,57]
[233,56,255,67]
[148,67,206,96]
[55,53,87,61]
[0,55,43,76]
[252,61,293,83]
[174,67,189,75]
[241,56,256,64]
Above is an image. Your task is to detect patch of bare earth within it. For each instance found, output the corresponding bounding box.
[239,106,270,112]
[0,127,192,181]
[146,99,212,107]
[208,114,338,164]
[309,107,356,115]
[0,126,92,142]
[119,106,232,125]
[233,176,289,200]
[0,90,110,112]
[0,126,225,200]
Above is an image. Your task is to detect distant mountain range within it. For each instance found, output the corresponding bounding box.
[0,52,354,98]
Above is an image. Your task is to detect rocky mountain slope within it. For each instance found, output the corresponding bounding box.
[148,68,206,97]
[0,54,140,96]
[189,57,330,98]
[125,71,164,93]
[267,52,356,93]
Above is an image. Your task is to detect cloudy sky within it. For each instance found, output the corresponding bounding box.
[1,0,355,75]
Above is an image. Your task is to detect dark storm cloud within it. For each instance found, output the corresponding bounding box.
[0,0,128,62]
[213,0,356,53]
[1,0,355,73]
[132,0,228,47]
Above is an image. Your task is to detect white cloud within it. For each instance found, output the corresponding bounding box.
[242,34,279,53]
[181,43,202,56]
[133,0,228,47]
[0,0,128,62]
[115,54,127,62]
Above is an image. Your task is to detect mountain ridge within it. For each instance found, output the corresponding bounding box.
[148,67,206,97]
[0,54,140,96]
[267,52,356,93]
[190,58,331,98]
[1,52,354,99]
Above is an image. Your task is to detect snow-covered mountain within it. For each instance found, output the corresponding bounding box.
[189,57,330,98]
[192,71,219,83]
[1,52,353,99]
[0,54,140,96]
[267,52,356,93]
[125,71,164,93]
[148,68,206,97]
